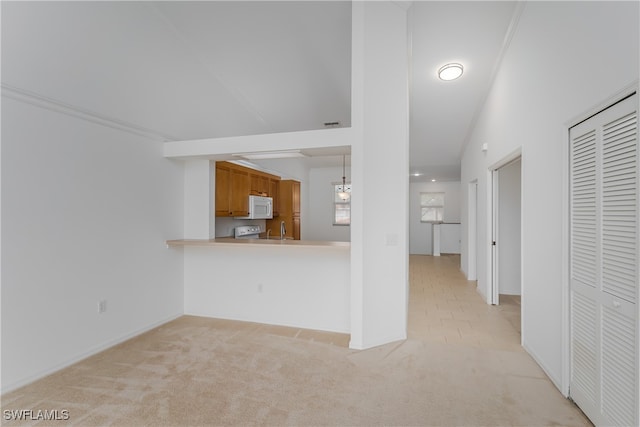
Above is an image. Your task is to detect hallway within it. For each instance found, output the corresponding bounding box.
[408,254,522,349]
[407,254,590,425]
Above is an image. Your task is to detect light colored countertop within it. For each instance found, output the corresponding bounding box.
[166,237,350,248]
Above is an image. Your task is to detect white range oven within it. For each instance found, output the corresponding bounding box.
[234,225,262,239]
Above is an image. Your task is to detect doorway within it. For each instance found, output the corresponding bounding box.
[468,180,478,281]
[490,154,522,308]
[489,153,523,337]
[491,157,522,341]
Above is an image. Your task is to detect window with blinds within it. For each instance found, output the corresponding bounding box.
[420,192,444,222]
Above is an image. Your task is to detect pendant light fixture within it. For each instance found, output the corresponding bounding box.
[338,155,350,201]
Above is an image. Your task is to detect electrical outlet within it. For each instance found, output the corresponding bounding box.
[98,299,107,314]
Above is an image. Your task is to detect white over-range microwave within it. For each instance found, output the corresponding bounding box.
[238,195,273,219]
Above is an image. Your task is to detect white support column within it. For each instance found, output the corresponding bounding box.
[349,1,410,349]
[183,159,214,239]
[433,223,441,256]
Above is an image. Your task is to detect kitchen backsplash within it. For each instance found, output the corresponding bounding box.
[215,217,267,237]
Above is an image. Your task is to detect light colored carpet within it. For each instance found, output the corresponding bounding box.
[1,255,591,426]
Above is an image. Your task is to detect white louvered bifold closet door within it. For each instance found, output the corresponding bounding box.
[570,93,639,427]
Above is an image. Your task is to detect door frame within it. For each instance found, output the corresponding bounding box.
[562,81,639,398]
[468,180,478,281]
[488,148,522,306]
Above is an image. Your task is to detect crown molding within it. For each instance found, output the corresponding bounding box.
[1,83,178,142]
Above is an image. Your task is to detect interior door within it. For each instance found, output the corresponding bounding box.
[468,181,478,281]
[569,93,638,426]
[491,169,500,305]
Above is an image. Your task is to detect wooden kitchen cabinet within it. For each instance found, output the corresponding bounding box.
[269,178,280,217]
[215,162,249,217]
[250,173,269,196]
[291,181,300,239]
[229,168,249,216]
[215,161,280,217]
[215,163,232,217]
[292,216,301,240]
[292,181,300,217]
[266,179,300,240]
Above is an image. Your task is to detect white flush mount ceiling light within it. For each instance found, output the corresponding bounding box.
[234,150,307,160]
[438,63,464,81]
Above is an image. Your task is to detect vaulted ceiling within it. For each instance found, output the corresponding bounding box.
[409,1,518,181]
[2,1,519,181]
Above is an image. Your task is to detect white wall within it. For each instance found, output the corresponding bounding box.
[498,159,521,296]
[184,159,215,239]
[307,166,351,242]
[440,223,461,255]
[409,181,461,254]
[460,1,639,392]
[183,244,350,333]
[1,97,185,393]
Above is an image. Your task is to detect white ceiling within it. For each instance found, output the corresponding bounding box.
[1,1,519,181]
[409,1,518,182]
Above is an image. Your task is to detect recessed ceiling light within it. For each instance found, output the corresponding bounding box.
[431,179,437,182]
[438,63,463,81]
[233,150,307,160]
[412,173,422,177]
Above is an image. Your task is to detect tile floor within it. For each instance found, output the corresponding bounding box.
[408,254,522,351]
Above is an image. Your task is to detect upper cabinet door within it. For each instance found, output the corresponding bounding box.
[230,168,249,216]
[270,178,280,216]
[215,163,231,217]
[250,173,269,196]
[292,181,301,217]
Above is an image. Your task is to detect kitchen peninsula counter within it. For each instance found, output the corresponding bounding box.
[166,238,350,248]
[170,236,350,335]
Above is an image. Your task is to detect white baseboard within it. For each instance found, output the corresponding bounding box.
[184,311,350,335]
[522,339,565,396]
[349,333,407,351]
[1,313,183,395]
[476,283,487,302]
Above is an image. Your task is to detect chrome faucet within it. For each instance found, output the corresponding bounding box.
[266,229,271,240]
[280,221,286,240]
